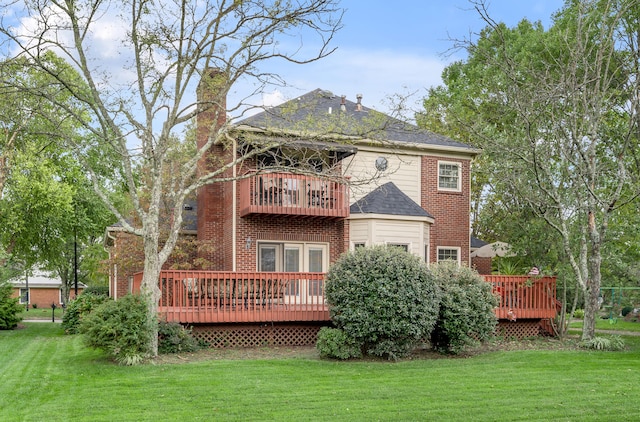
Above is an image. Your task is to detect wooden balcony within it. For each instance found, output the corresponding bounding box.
[133,272,558,325]
[238,173,349,219]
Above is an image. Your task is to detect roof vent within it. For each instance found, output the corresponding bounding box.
[340,95,346,112]
[356,94,363,111]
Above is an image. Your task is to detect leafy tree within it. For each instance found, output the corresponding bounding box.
[419,0,640,340]
[0,0,345,356]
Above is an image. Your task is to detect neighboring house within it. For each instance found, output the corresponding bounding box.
[10,270,86,309]
[105,73,558,344]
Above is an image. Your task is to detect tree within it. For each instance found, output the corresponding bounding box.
[420,0,640,340]
[0,0,344,356]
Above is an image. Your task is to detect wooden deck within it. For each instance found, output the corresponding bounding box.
[484,275,559,320]
[133,271,558,324]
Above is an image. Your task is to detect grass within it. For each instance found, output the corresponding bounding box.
[1,323,640,421]
[18,307,65,321]
[569,318,640,332]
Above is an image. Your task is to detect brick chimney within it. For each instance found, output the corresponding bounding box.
[196,68,230,270]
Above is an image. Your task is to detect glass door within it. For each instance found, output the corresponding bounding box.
[305,245,327,305]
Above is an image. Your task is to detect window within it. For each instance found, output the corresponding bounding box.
[437,247,460,264]
[353,242,366,249]
[388,243,409,252]
[438,161,461,191]
[19,288,28,304]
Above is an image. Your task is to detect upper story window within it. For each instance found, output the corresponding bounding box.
[438,161,461,192]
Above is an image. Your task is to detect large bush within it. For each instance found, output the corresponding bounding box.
[324,245,440,359]
[62,291,110,334]
[0,282,23,330]
[80,294,155,365]
[429,262,498,354]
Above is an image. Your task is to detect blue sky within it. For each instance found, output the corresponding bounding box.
[252,0,565,117]
[4,0,564,119]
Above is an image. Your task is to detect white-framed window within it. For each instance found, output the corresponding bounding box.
[438,161,461,192]
[353,242,366,249]
[387,243,409,252]
[19,288,29,304]
[437,247,461,265]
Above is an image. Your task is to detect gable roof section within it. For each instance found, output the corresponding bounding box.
[350,182,433,218]
[236,89,479,154]
[471,236,489,249]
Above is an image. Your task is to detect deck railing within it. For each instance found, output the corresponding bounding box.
[134,270,329,323]
[484,275,558,320]
[132,272,558,324]
[238,173,349,218]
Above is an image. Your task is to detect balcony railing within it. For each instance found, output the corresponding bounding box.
[132,272,558,324]
[238,173,349,218]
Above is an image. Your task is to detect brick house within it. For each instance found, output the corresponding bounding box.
[10,270,86,309]
[106,75,558,344]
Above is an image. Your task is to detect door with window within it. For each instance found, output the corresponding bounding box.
[258,242,327,305]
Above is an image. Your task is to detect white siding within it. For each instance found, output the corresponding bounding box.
[349,218,429,260]
[343,150,421,204]
[350,220,370,246]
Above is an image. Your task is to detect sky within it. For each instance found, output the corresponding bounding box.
[3,0,565,120]
[249,0,565,117]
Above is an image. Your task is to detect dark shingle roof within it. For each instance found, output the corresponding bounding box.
[471,236,489,249]
[237,89,477,152]
[350,182,433,218]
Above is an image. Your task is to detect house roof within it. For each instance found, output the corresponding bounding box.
[236,89,479,154]
[471,236,489,249]
[350,182,434,218]
[9,270,88,289]
[105,198,198,244]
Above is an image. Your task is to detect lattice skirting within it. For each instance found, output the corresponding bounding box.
[190,323,328,348]
[496,320,542,339]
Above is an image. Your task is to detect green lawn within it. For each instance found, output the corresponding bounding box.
[569,318,640,332]
[1,323,640,421]
[18,307,65,321]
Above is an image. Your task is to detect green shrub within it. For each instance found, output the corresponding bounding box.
[31,303,38,309]
[580,336,625,351]
[621,306,633,317]
[573,309,585,319]
[80,294,154,365]
[83,286,109,296]
[429,262,498,354]
[325,245,440,360]
[316,327,362,360]
[157,320,199,354]
[62,292,110,334]
[0,282,23,330]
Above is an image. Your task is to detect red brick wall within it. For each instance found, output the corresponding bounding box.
[422,156,472,266]
[12,287,83,308]
[472,256,492,275]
